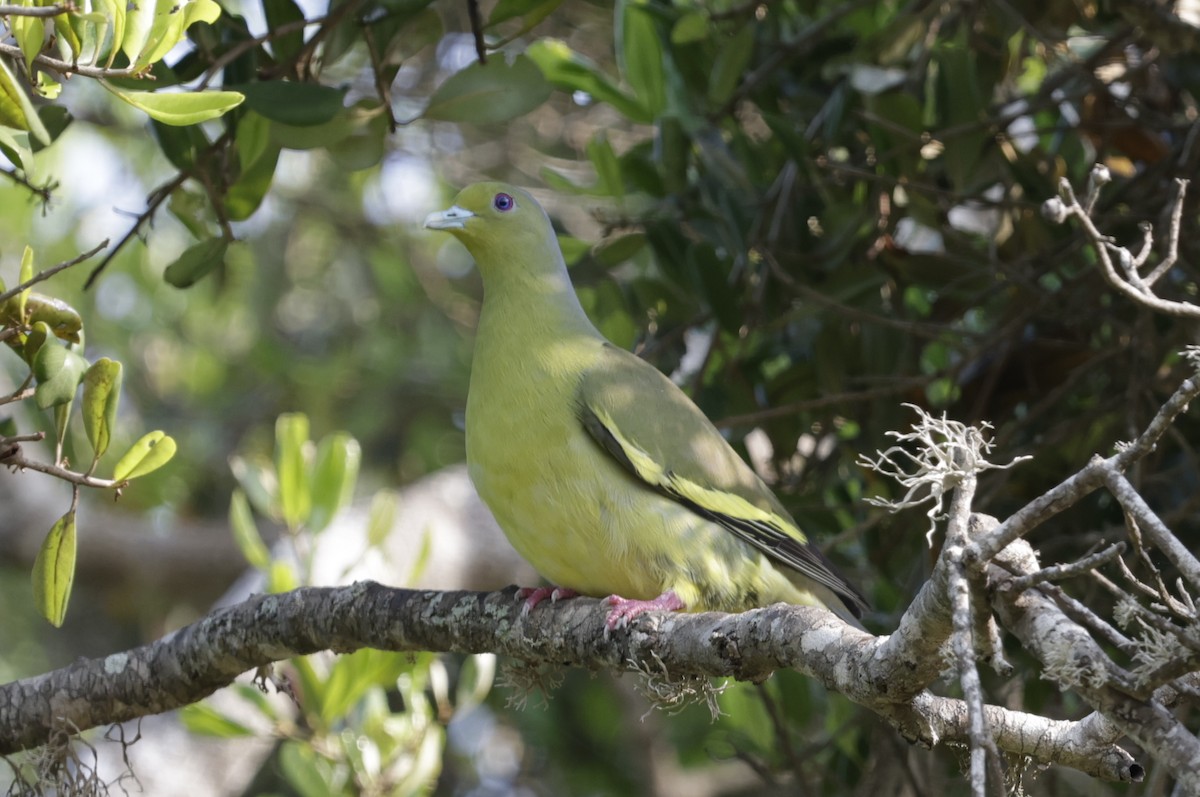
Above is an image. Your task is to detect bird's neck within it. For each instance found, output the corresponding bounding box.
[473,239,601,343]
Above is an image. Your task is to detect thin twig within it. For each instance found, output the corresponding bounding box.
[1,445,124,490]
[1005,543,1126,592]
[0,43,148,80]
[84,173,189,288]
[0,240,109,307]
[467,0,487,64]
[0,167,56,206]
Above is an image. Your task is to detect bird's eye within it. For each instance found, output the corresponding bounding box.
[493,192,515,212]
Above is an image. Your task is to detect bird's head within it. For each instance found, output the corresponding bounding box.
[423,182,550,251]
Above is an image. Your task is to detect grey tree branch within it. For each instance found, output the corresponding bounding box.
[989,540,1200,790]
[0,582,1140,783]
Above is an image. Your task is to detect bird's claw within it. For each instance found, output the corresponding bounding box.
[602,590,686,635]
[517,586,579,615]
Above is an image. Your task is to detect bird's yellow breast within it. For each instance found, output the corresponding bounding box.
[466,333,650,597]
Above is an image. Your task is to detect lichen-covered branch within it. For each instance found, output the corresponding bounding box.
[0,582,1139,783]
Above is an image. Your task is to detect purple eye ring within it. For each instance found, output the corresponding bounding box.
[493,192,515,212]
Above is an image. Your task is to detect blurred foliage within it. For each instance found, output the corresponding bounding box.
[1,0,1200,793]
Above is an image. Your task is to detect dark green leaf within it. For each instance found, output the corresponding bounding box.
[618,2,666,116]
[163,238,229,288]
[708,22,754,106]
[233,81,347,126]
[423,55,551,124]
[33,342,87,410]
[263,0,306,62]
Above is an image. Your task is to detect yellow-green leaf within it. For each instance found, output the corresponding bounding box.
[12,14,46,75]
[308,432,360,533]
[17,245,34,324]
[135,0,221,68]
[112,430,177,480]
[82,358,122,459]
[229,489,271,569]
[180,703,255,738]
[0,59,50,144]
[109,87,245,126]
[366,489,397,550]
[32,511,77,627]
[274,413,311,530]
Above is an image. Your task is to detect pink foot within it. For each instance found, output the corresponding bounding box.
[516,586,579,614]
[603,590,687,631]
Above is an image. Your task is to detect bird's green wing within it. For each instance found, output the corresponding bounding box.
[577,344,868,617]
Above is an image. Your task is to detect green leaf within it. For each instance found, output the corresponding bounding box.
[423,54,551,124]
[227,144,279,221]
[12,13,46,75]
[0,57,50,144]
[121,0,155,64]
[0,127,34,174]
[526,39,650,123]
[30,105,71,153]
[233,82,347,127]
[670,11,708,44]
[586,132,623,198]
[274,413,311,530]
[109,87,245,126]
[112,430,177,481]
[33,342,87,410]
[229,454,278,519]
[167,188,213,239]
[26,292,83,343]
[180,703,255,738]
[594,232,646,266]
[94,0,126,68]
[81,358,122,459]
[279,741,336,797]
[618,2,666,116]
[488,0,559,26]
[269,113,355,150]
[16,245,34,324]
[152,119,211,170]
[229,488,271,569]
[263,0,306,62]
[235,110,271,167]
[326,106,389,172]
[21,320,51,365]
[163,238,229,288]
[135,0,221,68]
[267,559,299,593]
[708,22,754,106]
[366,489,397,549]
[32,511,76,627]
[308,432,361,534]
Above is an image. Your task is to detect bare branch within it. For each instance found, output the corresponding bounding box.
[1044,171,1197,317]
[0,241,109,307]
[0,3,73,15]
[1,441,124,491]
